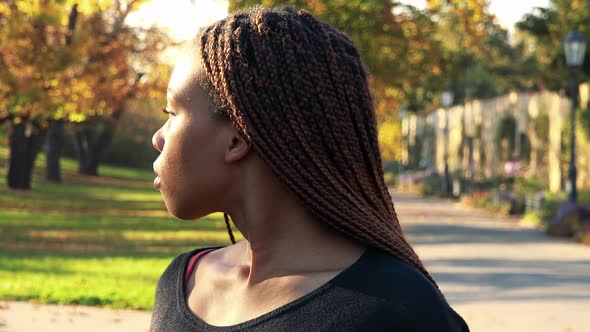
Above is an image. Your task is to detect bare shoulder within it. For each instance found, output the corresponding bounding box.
[198,241,245,269]
[189,241,247,290]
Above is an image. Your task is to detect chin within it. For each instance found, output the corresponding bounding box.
[164,199,209,220]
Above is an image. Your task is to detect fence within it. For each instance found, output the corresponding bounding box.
[401,82,590,192]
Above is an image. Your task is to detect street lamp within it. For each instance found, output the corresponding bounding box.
[441,89,454,196]
[398,107,408,169]
[564,29,587,203]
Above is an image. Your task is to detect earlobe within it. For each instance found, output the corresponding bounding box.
[225,135,250,163]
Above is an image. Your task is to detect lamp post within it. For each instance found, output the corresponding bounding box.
[441,90,454,196]
[564,29,587,203]
[509,91,520,160]
[398,107,407,169]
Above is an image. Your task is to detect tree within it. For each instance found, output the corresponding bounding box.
[225,1,542,162]
[425,0,537,103]
[53,0,169,176]
[517,0,590,91]
[0,1,74,188]
[228,1,448,160]
[45,3,79,183]
[0,0,170,188]
[69,4,168,175]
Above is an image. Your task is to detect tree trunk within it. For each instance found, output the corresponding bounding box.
[74,128,93,175]
[527,126,539,178]
[7,121,45,189]
[7,122,28,189]
[45,120,64,182]
[83,158,99,176]
[73,121,116,177]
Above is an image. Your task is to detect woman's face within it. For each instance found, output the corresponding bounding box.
[152,53,234,220]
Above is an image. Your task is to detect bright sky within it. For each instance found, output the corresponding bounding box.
[399,0,550,32]
[127,0,228,42]
[128,0,551,43]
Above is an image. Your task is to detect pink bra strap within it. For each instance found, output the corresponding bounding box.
[184,249,216,288]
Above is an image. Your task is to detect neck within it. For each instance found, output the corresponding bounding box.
[224,165,365,286]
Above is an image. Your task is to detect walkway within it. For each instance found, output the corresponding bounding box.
[2,192,589,331]
[393,191,590,332]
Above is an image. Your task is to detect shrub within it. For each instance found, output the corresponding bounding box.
[514,177,547,195]
[574,220,590,244]
[461,190,514,216]
[547,203,589,237]
[382,160,401,186]
[383,171,395,186]
[419,175,444,197]
[61,99,165,169]
[523,191,590,242]
[491,201,512,215]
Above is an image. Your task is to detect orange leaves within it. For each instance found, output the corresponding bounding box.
[0,1,75,119]
[304,0,328,15]
[427,0,494,55]
[0,0,172,124]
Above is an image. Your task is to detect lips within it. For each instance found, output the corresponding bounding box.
[153,161,161,190]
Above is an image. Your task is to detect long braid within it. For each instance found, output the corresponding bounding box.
[196,6,435,286]
[224,213,236,244]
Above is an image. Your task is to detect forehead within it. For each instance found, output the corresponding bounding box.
[167,51,205,103]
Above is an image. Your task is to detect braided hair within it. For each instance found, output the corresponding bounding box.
[196,6,434,284]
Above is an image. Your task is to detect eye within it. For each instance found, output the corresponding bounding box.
[162,108,175,117]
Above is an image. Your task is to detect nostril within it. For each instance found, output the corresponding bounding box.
[152,130,164,153]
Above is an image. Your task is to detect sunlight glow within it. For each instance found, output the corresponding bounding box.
[398,0,550,32]
[127,0,228,42]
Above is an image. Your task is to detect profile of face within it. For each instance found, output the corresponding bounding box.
[152,52,250,220]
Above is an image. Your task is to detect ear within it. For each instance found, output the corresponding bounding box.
[224,132,251,163]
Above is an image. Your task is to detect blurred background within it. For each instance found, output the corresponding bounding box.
[1,0,589,331]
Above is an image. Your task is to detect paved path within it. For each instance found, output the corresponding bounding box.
[392,191,590,332]
[0,301,150,332]
[2,192,589,331]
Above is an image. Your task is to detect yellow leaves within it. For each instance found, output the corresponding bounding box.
[1,0,172,123]
[15,1,37,16]
[402,21,418,38]
[426,0,443,12]
[69,113,87,123]
[55,0,118,16]
[0,2,11,15]
[54,106,65,120]
[305,0,327,16]
[431,64,442,76]
[75,1,102,15]
[378,120,402,161]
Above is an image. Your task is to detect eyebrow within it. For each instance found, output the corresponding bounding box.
[167,87,191,105]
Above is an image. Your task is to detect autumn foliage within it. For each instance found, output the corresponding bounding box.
[0,0,171,188]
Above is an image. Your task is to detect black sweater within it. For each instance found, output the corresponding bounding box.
[151,247,469,331]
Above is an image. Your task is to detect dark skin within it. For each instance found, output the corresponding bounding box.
[152,51,366,326]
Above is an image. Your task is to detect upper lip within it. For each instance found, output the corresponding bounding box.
[153,162,159,177]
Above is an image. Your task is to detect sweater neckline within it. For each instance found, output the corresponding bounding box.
[176,246,372,331]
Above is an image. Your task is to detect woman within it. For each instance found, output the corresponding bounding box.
[150,6,469,331]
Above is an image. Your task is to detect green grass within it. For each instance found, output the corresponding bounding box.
[0,144,241,310]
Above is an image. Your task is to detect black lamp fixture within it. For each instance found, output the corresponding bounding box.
[441,89,454,196]
[563,28,587,203]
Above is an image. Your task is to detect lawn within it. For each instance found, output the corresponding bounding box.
[0,144,241,310]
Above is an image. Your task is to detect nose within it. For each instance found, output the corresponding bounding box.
[152,128,164,153]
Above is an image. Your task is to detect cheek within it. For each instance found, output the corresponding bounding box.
[159,122,227,219]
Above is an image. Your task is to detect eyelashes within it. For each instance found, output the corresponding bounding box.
[162,108,175,117]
